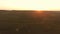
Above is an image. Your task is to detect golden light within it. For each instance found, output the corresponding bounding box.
[0,0,60,10]
[34,10,44,14]
[31,10,46,20]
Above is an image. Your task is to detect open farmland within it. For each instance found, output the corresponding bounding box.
[0,10,60,34]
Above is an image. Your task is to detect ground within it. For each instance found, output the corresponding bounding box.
[0,10,60,34]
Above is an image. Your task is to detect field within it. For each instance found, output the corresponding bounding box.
[0,10,60,34]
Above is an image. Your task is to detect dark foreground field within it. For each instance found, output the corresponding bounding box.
[0,10,60,34]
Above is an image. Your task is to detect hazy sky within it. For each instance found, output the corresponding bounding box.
[0,0,60,10]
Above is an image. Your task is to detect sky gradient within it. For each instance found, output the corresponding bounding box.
[0,0,60,10]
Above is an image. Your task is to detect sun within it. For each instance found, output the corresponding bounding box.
[34,10,43,13]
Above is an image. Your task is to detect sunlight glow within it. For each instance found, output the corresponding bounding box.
[0,0,60,10]
[34,10,43,13]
